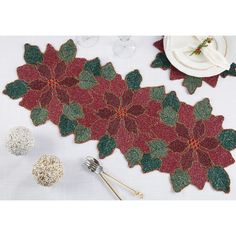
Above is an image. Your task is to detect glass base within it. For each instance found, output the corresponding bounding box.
[113,39,136,58]
[75,36,99,48]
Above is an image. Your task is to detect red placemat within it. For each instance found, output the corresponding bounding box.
[151,38,236,94]
[3,39,236,193]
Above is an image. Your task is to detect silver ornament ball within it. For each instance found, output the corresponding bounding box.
[5,126,35,156]
[32,154,64,187]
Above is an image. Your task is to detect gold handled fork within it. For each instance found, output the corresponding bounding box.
[84,157,143,200]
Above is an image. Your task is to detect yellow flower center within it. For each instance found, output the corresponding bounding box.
[188,138,200,150]
[48,79,59,89]
[115,106,127,118]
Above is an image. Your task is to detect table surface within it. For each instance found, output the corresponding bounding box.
[0,36,236,200]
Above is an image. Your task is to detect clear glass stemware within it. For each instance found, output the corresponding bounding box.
[75,36,99,48]
[113,36,136,58]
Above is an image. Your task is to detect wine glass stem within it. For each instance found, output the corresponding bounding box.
[119,36,130,42]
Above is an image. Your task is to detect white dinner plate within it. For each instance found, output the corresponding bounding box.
[163,36,235,77]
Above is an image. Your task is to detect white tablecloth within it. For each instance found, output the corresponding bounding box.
[0,36,236,200]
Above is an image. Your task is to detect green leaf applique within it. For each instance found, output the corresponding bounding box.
[84,57,101,76]
[218,129,236,151]
[125,147,143,167]
[3,80,28,99]
[162,91,180,112]
[63,102,84,120]
[59,114,77,136]
[150,86,165,101]
[160,106,178,126]
[78,70,97,89]
[221,63,236,78]
[141,153,162,173]
[182,76,202,94]
[171,169,190,192]
[101,62,116,81]
[148,139,168,159]
[24,43,43,64]
[151,52,171,69]
[30,107,48,126]
[97,135,116,158]
[208,166,230,193]
[125,70,142,90]
[194,98,212,120]
[74,124,91,143]
[59,39,77,62]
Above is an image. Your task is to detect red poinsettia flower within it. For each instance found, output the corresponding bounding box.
[17,44,87,124]
[96,90,145,135]
[169,120,219,169]
[26,62,78,106]
[165,103,235,189]
[78,75,160,153]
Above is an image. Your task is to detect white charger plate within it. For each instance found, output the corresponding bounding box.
[163,36,234,77]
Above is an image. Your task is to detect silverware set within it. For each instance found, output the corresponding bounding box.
[84,157,143,200]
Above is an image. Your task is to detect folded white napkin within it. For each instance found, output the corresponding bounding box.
[172,36,230,71]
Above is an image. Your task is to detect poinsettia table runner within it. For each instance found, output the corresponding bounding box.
[3,39,236,193]
[151,38,236,94]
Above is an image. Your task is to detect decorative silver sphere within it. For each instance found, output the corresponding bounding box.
[32,155,64,187]
[5,126,35,155]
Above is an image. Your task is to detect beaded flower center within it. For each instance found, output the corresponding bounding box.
[115,106,127,118]
[48,79,59,89]
[188,138,200,150]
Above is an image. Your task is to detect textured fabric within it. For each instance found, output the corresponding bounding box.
[3,39,236,193]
